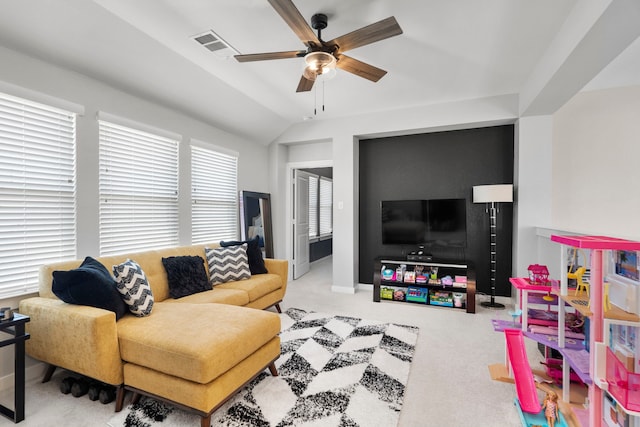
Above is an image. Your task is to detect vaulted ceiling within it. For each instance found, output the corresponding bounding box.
[1,1,639,143]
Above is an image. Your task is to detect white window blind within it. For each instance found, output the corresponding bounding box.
[191,145,238,244]
[319,177,333,237]
[308,175,318,238]
[99,121,179,255]
[0,93,76,298]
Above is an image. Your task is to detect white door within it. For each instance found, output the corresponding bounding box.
[293,170,310,279]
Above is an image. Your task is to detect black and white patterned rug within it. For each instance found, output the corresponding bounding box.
[107,308,419,427]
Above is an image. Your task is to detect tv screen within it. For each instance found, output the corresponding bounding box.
[381,200,428,244]
[381,198,466,247]
[426,198,467,247]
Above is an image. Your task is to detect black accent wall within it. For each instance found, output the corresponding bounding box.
[359,125,514,297]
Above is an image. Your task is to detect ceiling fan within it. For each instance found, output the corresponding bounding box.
[234,0,403,92]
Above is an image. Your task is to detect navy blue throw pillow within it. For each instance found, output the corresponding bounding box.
[220,236,268,274]
[52,256,128,320]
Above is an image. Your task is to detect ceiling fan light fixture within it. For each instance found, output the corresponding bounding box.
[303,51,336,80]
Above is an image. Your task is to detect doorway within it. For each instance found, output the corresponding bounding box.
[287,163,333,280]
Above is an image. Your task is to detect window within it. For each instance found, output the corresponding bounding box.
[99,120,179,255]
[308,174,332,240]
[191,144,238,243]
[319,177,333,237]
[308,175,318,239]
[0,92,76,298]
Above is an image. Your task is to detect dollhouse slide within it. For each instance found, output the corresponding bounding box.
[506,329,569,426]
[505,329,541,413]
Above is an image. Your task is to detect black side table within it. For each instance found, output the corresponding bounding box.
[0,312,30,423]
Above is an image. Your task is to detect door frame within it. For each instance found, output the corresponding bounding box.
[286,160,333,281]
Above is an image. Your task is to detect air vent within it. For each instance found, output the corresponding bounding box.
[191,30,238,59]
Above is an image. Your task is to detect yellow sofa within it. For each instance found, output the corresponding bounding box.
[19,243,288,426]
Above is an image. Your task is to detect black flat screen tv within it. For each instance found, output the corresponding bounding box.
[381,198,467,247]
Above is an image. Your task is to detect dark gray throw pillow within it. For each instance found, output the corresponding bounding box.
[162,255,211,299]
[220,236,268,274]
[52,256,128,320]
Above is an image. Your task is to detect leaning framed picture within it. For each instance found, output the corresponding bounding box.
[239,191,274,258]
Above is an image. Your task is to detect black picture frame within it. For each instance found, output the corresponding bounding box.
[239,191,274,258]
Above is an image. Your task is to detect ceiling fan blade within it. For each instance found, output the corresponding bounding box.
[328,16,402,53]
[336,54,387,82]
[268,0,320,47]
[234,50,305,62]
[296,74,315,92]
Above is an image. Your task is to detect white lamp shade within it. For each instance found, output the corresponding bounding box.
[473,184,513,203]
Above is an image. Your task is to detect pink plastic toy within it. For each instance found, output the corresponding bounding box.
[527,264,549,285]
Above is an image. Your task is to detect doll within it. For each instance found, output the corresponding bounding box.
[541,391,559,427]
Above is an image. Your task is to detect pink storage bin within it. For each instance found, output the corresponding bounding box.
[606,347,640,412]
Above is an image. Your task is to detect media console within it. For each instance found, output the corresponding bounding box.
[373,258,476,313]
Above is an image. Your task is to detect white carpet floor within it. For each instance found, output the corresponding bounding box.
[0,256,541,426]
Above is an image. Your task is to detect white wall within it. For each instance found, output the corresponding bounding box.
[0,46,269,383]
[514,116,554,277]
[552,85,640,241]
[287,140,333,163]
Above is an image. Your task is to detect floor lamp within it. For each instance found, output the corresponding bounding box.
[473,184,513,309]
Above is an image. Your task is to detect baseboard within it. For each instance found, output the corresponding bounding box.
[0,361,46,393]
[356,283,373,291]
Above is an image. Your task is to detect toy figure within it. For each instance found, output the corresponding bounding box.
[541,391,559,427]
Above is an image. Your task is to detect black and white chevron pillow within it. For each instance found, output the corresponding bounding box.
[205,244,251,286]
[112,259,154,317]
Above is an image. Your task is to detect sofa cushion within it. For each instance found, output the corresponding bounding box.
[162,287,249,306]
[205,244,251,285]
[161,255,211,299]
[220,236,268,275]
[52,256,128,320]
[217,274,283,302]
[117,303,281,384]
[112,259,154,317]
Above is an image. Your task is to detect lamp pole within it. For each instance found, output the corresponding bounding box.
[480,201,505,309]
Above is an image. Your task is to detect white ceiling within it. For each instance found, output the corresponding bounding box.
[0,0,639,143]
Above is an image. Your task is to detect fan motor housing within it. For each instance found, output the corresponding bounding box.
[311,13,328,30]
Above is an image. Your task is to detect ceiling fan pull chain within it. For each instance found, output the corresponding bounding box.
[322,79,326,112]
[314,83,317,116]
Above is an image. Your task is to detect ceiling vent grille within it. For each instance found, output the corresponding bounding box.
[192,30,238,59]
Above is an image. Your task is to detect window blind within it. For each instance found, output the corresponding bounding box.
[319,177,333,237]
[308,175,318,238]
[191,145,238,244]
[0,93,76,298]
[99,121,179,255]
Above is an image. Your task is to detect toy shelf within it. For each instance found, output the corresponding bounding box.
[373,258,476,313]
